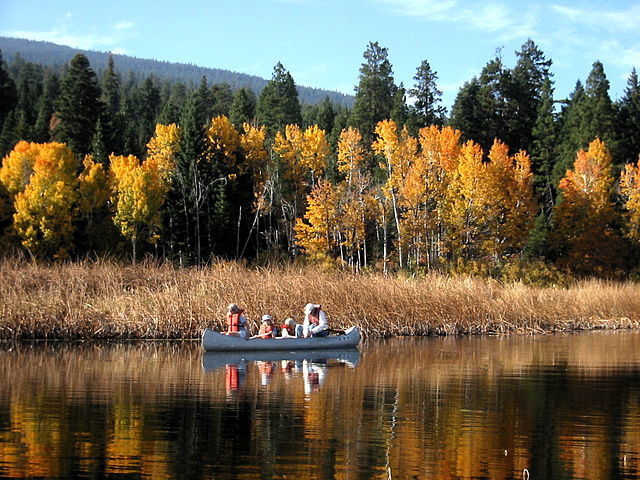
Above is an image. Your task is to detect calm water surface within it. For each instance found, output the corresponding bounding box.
[1,331,640,479]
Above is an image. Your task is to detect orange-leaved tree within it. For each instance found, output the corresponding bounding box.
[403,125,462,268]
[10,142,79,258]
[372,119,417,268]
[481,141,536,259]
[443,139,485,260]
[619,156,640,244]
[553,138,622,274]
[336,127,370,269]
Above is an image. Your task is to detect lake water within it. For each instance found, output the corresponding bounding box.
[1,331,640,479]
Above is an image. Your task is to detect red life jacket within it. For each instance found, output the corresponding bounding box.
[258,323,274,339]
[227,312,242,333]
[225,365,239,391]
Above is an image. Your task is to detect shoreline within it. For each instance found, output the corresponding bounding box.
[2,258,640,340]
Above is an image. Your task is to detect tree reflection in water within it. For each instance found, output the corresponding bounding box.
[1,332,640,479]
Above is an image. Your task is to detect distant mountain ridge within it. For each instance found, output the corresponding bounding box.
[0,36,354,106]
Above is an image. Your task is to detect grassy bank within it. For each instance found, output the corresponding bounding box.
[1,258,640,339]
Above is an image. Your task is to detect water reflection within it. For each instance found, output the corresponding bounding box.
[1,332,640,479]
[203,349,360,395]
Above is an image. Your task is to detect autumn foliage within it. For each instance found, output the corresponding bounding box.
[1,116,639,279]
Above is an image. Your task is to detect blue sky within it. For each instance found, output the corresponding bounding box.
[2,0,639,110]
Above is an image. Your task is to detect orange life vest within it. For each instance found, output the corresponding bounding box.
[258,323,274,339]
[226,312,242,333]
[225,364,239,391]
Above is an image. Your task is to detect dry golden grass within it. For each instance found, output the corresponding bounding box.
[1,257,639,339]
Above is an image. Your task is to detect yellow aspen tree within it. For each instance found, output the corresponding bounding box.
[238,122,270,257]
[274,124,330,186]
[109,154,168,261]
[240,122,269,207]
[0,141,41,198]
[620,157,640,243]
[507,150,537,251]
[337,127,366,185]
[273,124,309,251]
[240,123,269,188]
[146,123,181,181]
[336,127,370,268]
[553,138,622,274]
[445,139,485,260]
[301,124,329,183]
[206,115,241,171]
[78,155,109,218]
[273,124,305,186]
[11,142,79,258]
[77,155,111,251]
[294,179,339,265]
[372,119,417,268]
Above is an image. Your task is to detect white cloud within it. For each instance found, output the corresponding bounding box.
[2,29,116,50]
[2,18,137,52]
[376,0,536,39]
[377,0,457,18]
[551,3,640,31]
[110,47,129,55]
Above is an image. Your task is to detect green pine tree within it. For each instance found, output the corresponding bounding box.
[555,61,617,184]
[210,83,233,118]
[616,68,640,166]
[256,62,302,136]
[531,76,558,216]
[229,87,256,129]
[409,59,446,129]
[349,41,396,146]
[53,54,103,157]
[510,39,553,154]
[33,71,59,142]
[0,50,17,129]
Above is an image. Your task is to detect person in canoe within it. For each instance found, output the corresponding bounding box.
[280,317,303,338]
[252,315,276,339]
[225,303,249,339]
[302,303,329,338]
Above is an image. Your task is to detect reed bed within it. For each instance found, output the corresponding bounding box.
[1,257,640,339]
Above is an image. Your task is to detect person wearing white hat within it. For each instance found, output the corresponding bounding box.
[302,303,329,338]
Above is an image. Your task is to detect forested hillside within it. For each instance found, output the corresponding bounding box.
[1,38,640,282]
[0,37,354,106]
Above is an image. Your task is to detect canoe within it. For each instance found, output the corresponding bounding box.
[201,325,361,352]
[202,348,360,371]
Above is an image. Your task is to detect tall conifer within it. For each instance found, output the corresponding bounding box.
[53,54,102,157]
[350,42,396,146]
[256,62,302,136]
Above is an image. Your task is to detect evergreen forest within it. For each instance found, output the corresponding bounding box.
[2,38,640,282]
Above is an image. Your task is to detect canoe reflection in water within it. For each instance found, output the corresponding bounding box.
[203,349,360,395]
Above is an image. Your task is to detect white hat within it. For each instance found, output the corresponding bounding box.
[304,303,319,314]
[261,314,272,322]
